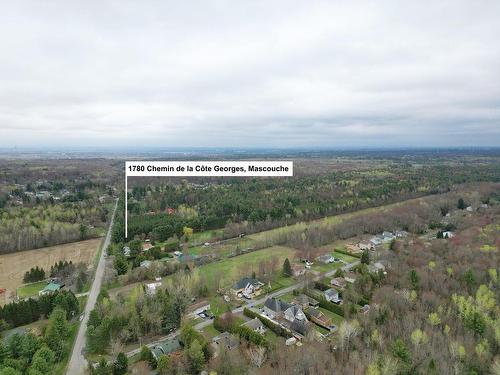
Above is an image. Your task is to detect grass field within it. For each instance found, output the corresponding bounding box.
[195,245,297,288]
[318,307,344,326]
[17,281,47,298]
[0,238,102,302]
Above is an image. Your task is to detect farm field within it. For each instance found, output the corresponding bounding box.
[0,238,102,302]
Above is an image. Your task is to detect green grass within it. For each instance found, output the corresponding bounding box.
[189,229,224,245]
[318,307,344,326]
[201,324,221,339]
[332,250,358,263]
[17,281,47,298]
[186,237,257,257]
[193,245,297,288]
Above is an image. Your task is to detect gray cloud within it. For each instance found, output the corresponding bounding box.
[0,0,499,148]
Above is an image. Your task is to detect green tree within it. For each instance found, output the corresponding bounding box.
[112,352,128,375]
[361,250,370,265]
[113,254,128,275]
[457,198,466,209]
[185,339,205,374]
[139,346,156,368]
[156,355,172,375]
[392,339,411,364]
[0,368,22,375]
[29,346,55,374]
[409,269,420,290]
[282,258,292,277]
[44,308,69,357]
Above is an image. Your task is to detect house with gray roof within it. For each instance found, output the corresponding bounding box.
[241,318,266,334]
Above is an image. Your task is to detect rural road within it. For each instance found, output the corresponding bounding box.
[125,259,360,357]
[67,198,119,375]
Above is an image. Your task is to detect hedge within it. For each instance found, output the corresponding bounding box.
[303,290,344,317]
[335,248,362,259]
[243,308,292,338]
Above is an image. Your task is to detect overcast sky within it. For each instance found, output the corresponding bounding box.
[1,1,499,149]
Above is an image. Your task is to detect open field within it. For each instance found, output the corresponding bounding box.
[0,238,102,302]
[194,245,297,287]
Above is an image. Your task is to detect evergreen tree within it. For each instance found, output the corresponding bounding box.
[186,339,205,374]
[361,250,370,265]
[112,352,128,375]
[457,198,466,209]
[282,258,292,277]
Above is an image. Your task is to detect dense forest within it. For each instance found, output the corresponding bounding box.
[119,162,500,242]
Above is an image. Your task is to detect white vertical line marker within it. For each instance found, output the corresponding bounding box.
[125,162,128,239]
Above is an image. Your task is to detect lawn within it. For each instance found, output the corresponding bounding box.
[194,245,297,288]
[332,250,359,263]
[186,237,257,257]
[189,229,225,246]
[17,281,47,298]
[318,307,344,326]
[201,324,221,340]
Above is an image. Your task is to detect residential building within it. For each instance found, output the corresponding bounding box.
[213,332,239,350]
[324,288,342,304]
[151,339,181,360]
[307,308,332,328]
[241,318,266,334]
[39,282,62,296]
[331,277,347,289]
[140,260,152,268]
[293,294,319,309]
[231,277,264,299]
[358,241,374,251]
[316,254,335,264]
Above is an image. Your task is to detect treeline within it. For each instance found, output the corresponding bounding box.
[23,266,45,283]
[0,290,79,328]
[0,201,109,253]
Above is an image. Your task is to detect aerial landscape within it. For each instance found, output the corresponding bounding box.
[0,1,499,375]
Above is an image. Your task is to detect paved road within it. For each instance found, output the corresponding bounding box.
[125,259,360,357]
[67,198,119,375]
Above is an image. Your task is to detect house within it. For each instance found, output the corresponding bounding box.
[283,304,307,323]
[213,332,239,350]
[140,260,152,268]
[173,251,183,256]
[143,243,153,251]
[290,318,310,337]
[307,308,332,328]
[285,337,297,346]
[442,231,455,238]
[358,241,374,251]
[293,294,319,309]
[381,231,395,242]
[368,262,386,273]
[291,264,306,277]
[145,282,162,296]
[331,277,347,289]
[151,339,181,360]
[123,246,131,257]
[395,230,408,238]
[263,297,291,319]
[231,277,264,299]
[466,206,473,212]
[360,304,371,315]
[242,318,266,335]
[316,254,335,264]
[324,288,342,304]
[39,282,62,296]
[370,237,383,246]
